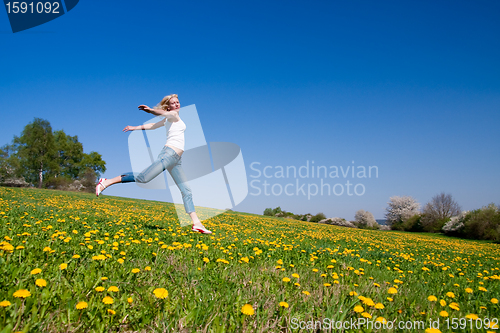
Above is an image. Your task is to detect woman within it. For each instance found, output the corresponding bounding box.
[95,94,212,234]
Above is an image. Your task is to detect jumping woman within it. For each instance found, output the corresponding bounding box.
[95,94,212,234]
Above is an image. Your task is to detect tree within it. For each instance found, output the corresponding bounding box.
[0,144,24,186]
[309,212,326,223]
[14,118,58,188]
[421,193,461,232]
[385,196,420,229]
[354,209,378,229]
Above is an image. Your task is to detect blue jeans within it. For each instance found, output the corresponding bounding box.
[121,146,195,214]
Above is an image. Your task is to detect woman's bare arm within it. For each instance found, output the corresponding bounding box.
[122,118,166,132]
[138,105,178,119]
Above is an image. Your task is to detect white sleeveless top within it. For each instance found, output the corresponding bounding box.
[164,118,186,151]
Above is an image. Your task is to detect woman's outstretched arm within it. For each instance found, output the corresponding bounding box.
[138,105,178,119]
[123,118,166,132]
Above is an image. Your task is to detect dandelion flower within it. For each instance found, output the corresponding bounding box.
[446,292,455,298]
[439,311,449,317]
[107,309,116,315]
[349,291,358,296]
[131,268,140,273]
[374,303,384,309]
[127,297,133,304]
[35,279,47,287]
[145,266,151,271]
[388,288,397,294]
[323,283,331,287]
[292,273,300,278]
[0,300,11,307]
[102,296,114,304]
[279,302,289,308]
[465,314,479,320]
[203,257,210,263]
[60,263,68,270]
[30,268,42,275]
[361,312,372,318]
[465,288,473,294]
[76,301,88,309]
[95,286,105,292]
[283,277,290,282]
[153,288,168,299]
[13,289,31,298]
[425,329,442,333]
[440,300,446,307]
[302,291,310,295]
[72,254,80,259]
[428,295,437,302]
[491,298,498,304]
[354,305,364,313]
[376,317,387,324]
[241,304,254,315]
[107,286,119,292]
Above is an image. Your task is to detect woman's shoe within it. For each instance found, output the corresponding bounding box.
[95,178,107,197]
[192,224,212,234]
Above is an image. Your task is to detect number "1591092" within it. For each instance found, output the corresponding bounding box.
[5,2,61,14]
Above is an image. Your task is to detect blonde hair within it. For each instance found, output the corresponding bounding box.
[155,94,179,111]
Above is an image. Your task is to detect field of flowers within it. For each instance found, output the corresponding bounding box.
[0,186,499,332]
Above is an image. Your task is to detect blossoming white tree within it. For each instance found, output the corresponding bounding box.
[385,196,420,227]
[354,209,378,228]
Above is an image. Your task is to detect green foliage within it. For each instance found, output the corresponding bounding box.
[2,118,106,191]
[401,214,424,232]
[263,208,273,216]
[309,212,326,223]
[463,203,500,241]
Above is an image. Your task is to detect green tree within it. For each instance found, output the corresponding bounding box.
[14,118,58,188]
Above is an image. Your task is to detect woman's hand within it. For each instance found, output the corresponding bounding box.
[122,125,136,132]
[138,104,163,116]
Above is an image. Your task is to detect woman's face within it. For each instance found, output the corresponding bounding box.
[167,97,180,111]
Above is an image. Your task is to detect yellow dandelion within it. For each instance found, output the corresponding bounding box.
[387,287,397,294]
[145,266,151,271]
[59,263,67,270]
[72,254,80,259]
[465,288,473,294]
[349,291,358,296]
[292,273,300,278]
[279,302,289,308]
[101,277,108,281]
[439,311,449,317]
[131,268,140,273]
[428,295,437,302]
[75,301,88,309]
[0,300,12,307]
[374,303,384,309]
[302,291,310,295]
[387,297,393,302]
[153,288,168,299]
[107,309,116,315]
[95,286,105,292]
[491,298,498,304]
[127,297,133,304]
[283,277,290,282]
[323,283,331,287]
[425,329,442,333]
[13,289,31,298]
[107,286,119,292]
[354,305,364,313]
[465,314,479,320]
[446,292,455,298]
[203,257,210,263]
[440,300,446,307]
[294,283,300,287]
[35,279,47,287]
[376,317,387,324]
[241,304,254,315]
[361,312,372,318]
[102,296,113,304]
[30,268,41,275]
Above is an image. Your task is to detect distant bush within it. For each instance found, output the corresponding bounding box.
[421,193,461,233]
[463,204,500,241]
[400,214,424,232]
[354,209,378,229]
[385,196,420,229]
[309,212,326,223]
[442,211,469,236]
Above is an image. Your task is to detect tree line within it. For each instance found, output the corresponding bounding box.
[263,192,500,242]
[0,118,106,192]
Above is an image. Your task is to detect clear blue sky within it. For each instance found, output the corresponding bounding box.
[1,0,499,219]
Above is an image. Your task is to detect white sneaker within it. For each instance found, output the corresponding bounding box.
[95,178,107,197]
[192,224,212,234]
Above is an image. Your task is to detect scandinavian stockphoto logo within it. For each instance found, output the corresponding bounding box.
[3,0,79,33]
[127,104,248,227]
